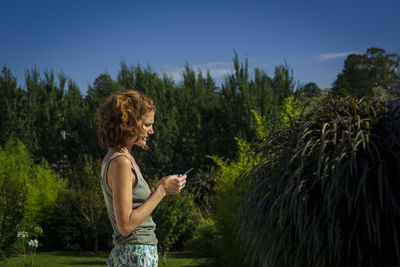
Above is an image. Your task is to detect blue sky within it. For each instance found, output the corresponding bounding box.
[1,0,399,94]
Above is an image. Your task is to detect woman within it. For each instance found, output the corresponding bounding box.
[97,90,186,266]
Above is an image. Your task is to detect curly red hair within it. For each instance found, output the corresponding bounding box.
[97,90,156,150]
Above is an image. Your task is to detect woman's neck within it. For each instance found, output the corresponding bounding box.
[108,146,133,155]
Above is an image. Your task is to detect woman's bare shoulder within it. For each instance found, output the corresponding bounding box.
[108,155,135,183]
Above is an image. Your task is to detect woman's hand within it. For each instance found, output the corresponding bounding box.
[156,174,187,195]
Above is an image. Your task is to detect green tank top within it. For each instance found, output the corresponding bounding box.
[101,153,157,246]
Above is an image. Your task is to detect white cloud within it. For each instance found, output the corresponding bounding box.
[317,52,357,61]
[191,61,232,76]
[208,68,233,77]
[160,61,234,82]
[166,70,182,82]
[194,61,228,68]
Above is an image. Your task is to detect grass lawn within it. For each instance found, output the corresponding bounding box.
[1,250,208,267]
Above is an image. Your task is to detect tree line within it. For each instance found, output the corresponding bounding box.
[3,48,398,177]
[0,53,298,177]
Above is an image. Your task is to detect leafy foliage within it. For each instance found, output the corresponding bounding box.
[187,168,217,217]
[0,66,27,147]
[280,95,304,125]
[0,137,28,259]
[203,138,260,267]
[68,154,105,252]
[0,136,68,259]
[251,109,273,141]
[333,47,400,98]
[39,189,101,251]
[271,61,297,102]
[298,82,322,97]
[238,93,400,267]
[153,193,198,264]
[22,158,67,237]
[184,217,219,260]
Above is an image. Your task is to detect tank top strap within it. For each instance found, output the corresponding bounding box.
[103,153,144,185]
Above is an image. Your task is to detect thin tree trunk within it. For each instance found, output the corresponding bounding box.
[92,226,98,252]
[94,235,98,252]
[162,250,167,265]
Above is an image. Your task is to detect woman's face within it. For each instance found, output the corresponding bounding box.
[133,111,155,148]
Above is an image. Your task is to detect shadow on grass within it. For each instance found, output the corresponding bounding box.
[53,251,108,266]
[166,250,214,267]
[168,250,198,258]
[66,261,106,265]
[47,250,211,267]
[54,251,109,257]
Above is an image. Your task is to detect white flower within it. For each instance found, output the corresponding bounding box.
[17,231,28,238]
[28,239,39,248]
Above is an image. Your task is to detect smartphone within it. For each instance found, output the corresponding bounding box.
[179,168,193,177]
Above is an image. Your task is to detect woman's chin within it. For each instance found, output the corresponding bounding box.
[135,141,147,148]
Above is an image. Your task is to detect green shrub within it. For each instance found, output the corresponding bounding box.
[40,155,113,252]
[184,217,218,263]
[206,138,260,267]
[24,159,67,229]
[187,99,301,266]
[39,189,92,251]
[280,95,304,125]
[0,137,29,259]
[68,154,105,252]
[0,137,71,257]
[239,93,400,267]
[153,192,198,265]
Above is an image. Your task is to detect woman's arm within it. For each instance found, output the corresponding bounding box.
[109,156,185,237]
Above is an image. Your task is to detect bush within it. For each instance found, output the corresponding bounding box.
[205,138,260,267]
[184,217,218,263]
[39,187,113,252]
[0,137,29,259]
[239,93,400,267]
[39,189,91,251]
[187,99,301,266]
[153,192,199,265]
[68,154,106,252]
[23,159,67,229]
[0,137,86,256]
[40,154,113,252]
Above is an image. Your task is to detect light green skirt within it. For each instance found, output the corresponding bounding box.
[107,243,158,267]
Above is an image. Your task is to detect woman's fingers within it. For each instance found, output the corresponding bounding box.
[165,174,187,194]
[175,175,186,185]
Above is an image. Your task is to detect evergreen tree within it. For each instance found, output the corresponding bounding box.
[86,73,122,160]
[62,80,86,170]
[271,61,297,102]
[0,66,26,146]
[23,68,66,165]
